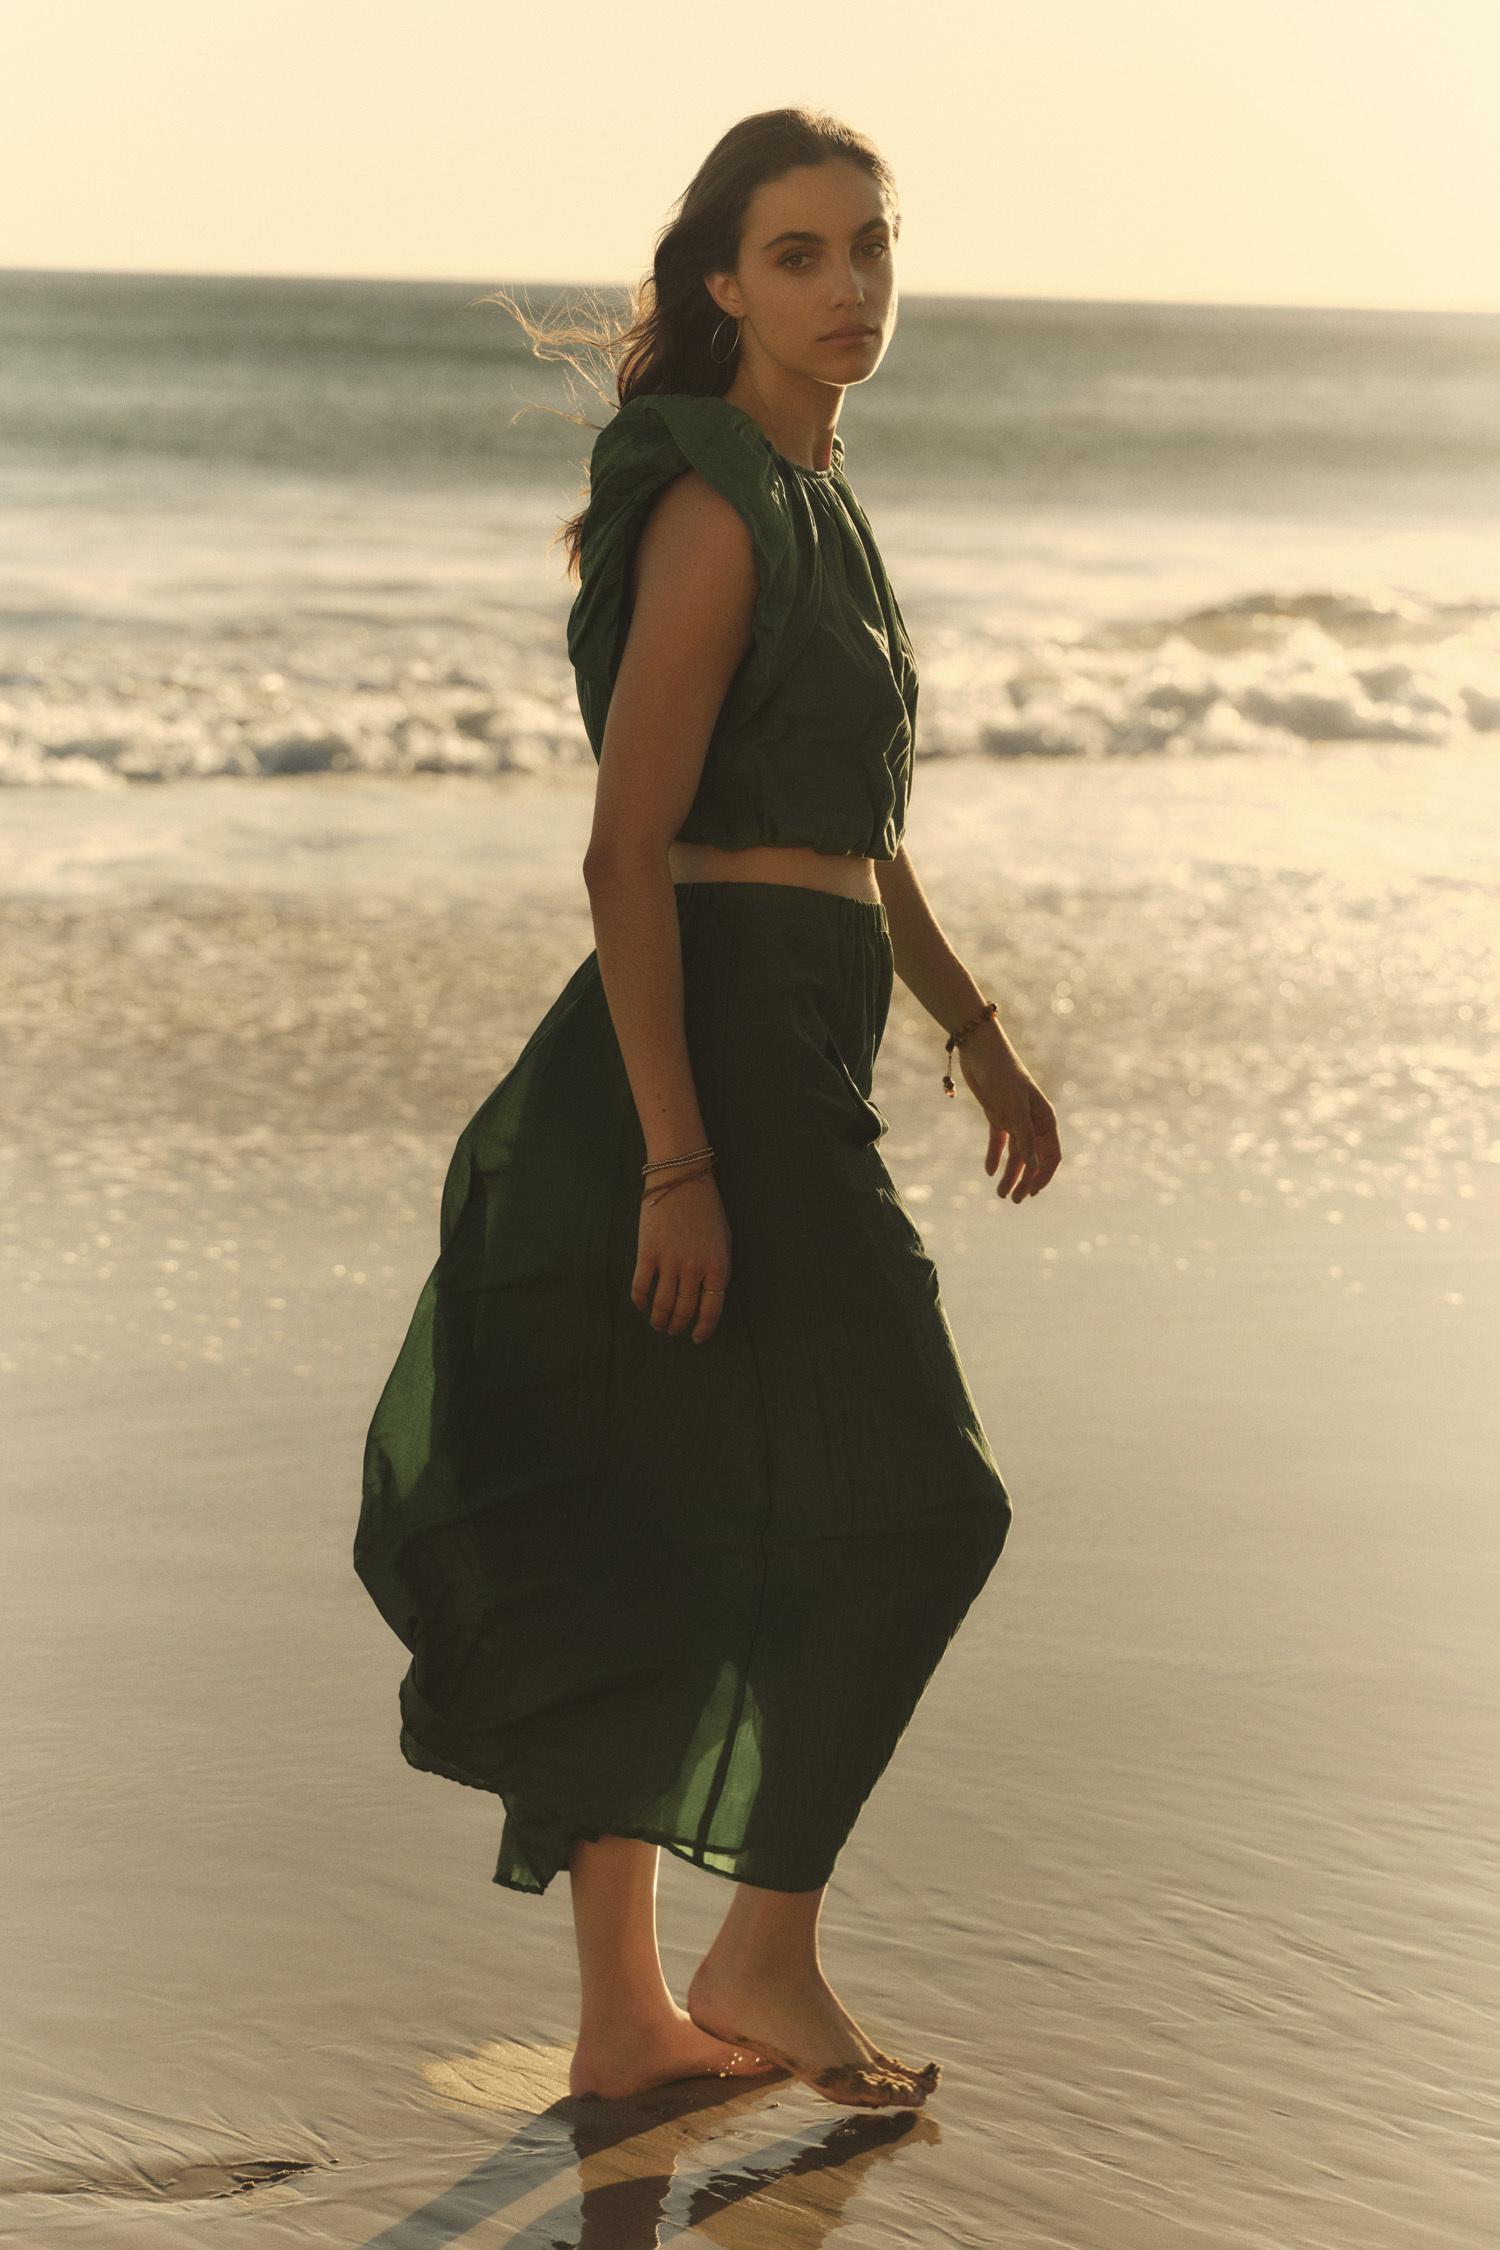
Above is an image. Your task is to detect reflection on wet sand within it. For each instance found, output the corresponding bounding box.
[410,2036,936,2250]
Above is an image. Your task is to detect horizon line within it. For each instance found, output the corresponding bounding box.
[1,263,1497,322]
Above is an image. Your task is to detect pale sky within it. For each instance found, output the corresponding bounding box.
[3,0,1496,313]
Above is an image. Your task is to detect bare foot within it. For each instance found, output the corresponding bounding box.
[686,1957,937,2110]
[568,2003,787,2100]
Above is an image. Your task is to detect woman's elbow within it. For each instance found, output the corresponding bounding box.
[581,835,675,890]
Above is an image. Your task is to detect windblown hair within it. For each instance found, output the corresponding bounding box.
[478,107,898,580]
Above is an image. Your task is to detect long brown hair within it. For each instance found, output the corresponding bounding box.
[479,107,898,580]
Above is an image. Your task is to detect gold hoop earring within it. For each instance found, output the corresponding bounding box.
[709,312,742,365]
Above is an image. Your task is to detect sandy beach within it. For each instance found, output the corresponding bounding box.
[3,744,1496,2245]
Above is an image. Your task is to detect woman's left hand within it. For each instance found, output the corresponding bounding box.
[957,1028,1062,1202]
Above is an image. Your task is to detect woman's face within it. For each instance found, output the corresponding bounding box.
[710,159,897,389]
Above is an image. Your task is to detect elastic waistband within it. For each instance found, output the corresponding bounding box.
[672,879,888,931]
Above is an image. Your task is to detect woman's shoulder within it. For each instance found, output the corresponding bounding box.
[585,390,785,499]
[576,392,821,623]
[591,391,847,485]
[566,392,823,731]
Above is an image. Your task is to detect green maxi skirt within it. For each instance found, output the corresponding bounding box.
[355,879,1013,1895]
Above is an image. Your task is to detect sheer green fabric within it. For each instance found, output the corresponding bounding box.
[565,392,919,860]
[356,884,1013,1894]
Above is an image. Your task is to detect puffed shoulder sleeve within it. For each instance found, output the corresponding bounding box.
[565,392,814,760]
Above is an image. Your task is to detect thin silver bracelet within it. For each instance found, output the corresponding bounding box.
[642,1143,716,1175]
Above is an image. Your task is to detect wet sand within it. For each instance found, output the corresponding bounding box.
[3,751,1497,2246]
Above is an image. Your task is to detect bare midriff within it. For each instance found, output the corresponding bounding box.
[667,838,883,904]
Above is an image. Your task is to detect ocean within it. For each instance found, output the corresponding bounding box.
[4,271,1499,2245]
[2,268,1497,787]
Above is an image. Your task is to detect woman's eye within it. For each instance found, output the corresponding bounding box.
[781,242,888,271]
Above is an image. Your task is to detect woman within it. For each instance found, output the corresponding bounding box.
[355,107,1061,2113]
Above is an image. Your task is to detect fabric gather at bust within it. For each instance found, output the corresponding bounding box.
[566,391,919,861]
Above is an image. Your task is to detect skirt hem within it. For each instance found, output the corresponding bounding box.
[398,1725,840,1898]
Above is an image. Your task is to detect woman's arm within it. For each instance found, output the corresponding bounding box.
[876,843,1062,1201]
[875,843,1000,1046]
[581,468,755,1337]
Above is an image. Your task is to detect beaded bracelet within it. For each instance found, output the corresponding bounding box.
[942,1001,998,1096]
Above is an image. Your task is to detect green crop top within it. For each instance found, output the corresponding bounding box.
[565,391,918,860]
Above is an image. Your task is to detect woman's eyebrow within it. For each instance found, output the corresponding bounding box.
[760,219,892,252]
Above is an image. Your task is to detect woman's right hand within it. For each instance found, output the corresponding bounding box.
[632,1165,733,1344]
